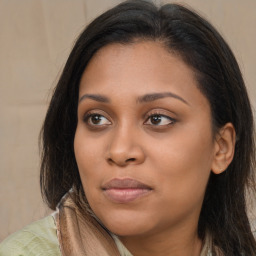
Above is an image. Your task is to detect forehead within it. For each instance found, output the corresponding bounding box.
[81,41,192,86]
[79,41,209,110]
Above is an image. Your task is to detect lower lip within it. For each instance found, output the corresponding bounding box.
[103,188,152,203]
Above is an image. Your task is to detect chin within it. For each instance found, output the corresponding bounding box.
[97,209,155,237]
[106,222,148,237]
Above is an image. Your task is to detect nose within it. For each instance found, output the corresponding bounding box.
[106,126,146,167]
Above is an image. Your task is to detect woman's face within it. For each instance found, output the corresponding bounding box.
[74,41,217,237]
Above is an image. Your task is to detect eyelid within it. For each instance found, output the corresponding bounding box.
[144,110,177,126]
[82,109,110,119]
[82,110,112,127]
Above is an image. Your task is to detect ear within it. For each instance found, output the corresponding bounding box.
[211,123,236,174]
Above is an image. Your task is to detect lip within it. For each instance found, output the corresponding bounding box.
[102,178,153,203]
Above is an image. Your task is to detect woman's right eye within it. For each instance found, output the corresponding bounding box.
[83,113,111,126]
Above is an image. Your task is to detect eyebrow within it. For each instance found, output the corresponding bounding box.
[79,92,189,105]
[79,94,110,103]
[137,92,189,105]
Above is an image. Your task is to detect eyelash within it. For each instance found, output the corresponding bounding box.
[83,110,176,129]
[144,111,176,126]
[83,111,111,127]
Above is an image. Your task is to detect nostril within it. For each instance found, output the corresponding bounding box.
[107,157,136,166]
[126,158,136,162]
[107,158,114,164]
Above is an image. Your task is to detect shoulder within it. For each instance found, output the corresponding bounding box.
[0,215,61,256]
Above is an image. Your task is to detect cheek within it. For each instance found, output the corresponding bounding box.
[74,129,103,190]
[150,123,214,208]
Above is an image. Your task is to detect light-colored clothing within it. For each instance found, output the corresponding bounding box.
[0,214,212,256]
[0,216,60,256]
[0,215,133,256]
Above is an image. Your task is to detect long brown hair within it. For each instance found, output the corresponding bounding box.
[40,1,256,254]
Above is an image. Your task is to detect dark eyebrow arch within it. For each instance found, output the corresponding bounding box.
[79,94,110,103]
[137,92,189,105]
[79,92,189,106]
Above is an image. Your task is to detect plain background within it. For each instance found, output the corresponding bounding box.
[0,0,255,241]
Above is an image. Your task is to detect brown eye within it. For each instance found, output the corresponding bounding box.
[84,113,111,126]
[91,114,103,124]
[150,115,162,125]
[145,114,175,126]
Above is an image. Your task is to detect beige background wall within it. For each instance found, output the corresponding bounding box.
[0,0,255,241]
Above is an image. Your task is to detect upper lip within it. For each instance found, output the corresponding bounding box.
[102,178,152,190]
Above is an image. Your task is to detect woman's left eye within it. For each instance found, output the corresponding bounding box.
[144,114,175,126]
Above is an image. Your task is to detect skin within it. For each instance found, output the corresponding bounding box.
[74,41,235,256]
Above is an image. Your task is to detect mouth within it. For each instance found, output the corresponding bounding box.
[102,178,153,203]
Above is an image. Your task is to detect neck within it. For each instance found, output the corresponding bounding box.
[119,223,202,256]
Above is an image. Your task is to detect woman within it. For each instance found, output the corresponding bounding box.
[1,0,255,255]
